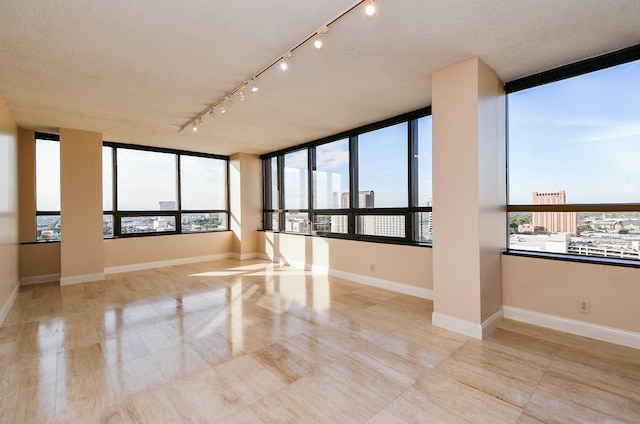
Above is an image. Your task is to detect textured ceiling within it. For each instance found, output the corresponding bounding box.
[1,0,639,156]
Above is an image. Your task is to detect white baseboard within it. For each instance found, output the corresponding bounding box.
[0,283,20,326]
[432,309,503,340]
[104,253,232,275]
[21,273,60,286]
[60,272,105,286]
[260,254,433,300]
[482,309,504,338]
[230,252,259,260]
[328,269,433,299]
[503,306,640,350]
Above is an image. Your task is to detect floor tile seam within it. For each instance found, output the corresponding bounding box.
[521,383,636,423]
[440,358,540,412]
[538,365,640,405]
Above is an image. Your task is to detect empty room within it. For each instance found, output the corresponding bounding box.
[0,1,639,422]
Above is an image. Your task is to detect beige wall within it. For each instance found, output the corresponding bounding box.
[431,57,505,327]
[59,129,104,284]
[0,93,20,314]
[229,153,261,257]
[258,232,433,291]
[503,255,640,333]
[104,231,233,269]
[19,242,61,281]
[17,129,36,243]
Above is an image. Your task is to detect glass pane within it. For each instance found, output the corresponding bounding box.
[181,156,226,210]
[120,216,176,235]
[103,146,113,211]
[356,215,405,238]
[36,139,60,211]
[284,150,308,210]
[313,215,348,234]
[103,214,113,237]
[36,215,61,241]
[117,149,177,211]
[508,59,640,204]
[416,212,433,243]
[358,122,408,207]
[284,212,309,234]
[271,157,278,209]
[508,211,640,261]
[417,116,433,207]
[182,212,227,232]
[314,139,349,209]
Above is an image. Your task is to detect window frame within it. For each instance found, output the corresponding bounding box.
[261,107,432,246]
[104,141,230,238]
[505,44,640,265]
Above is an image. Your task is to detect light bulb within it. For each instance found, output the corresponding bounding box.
[250,78,259,92]
[220,101,226,114]
[192,122,198,132]
[314,36,323,50]
[280,51,292,71]
[365,0,376,18]
[238,87,245,101]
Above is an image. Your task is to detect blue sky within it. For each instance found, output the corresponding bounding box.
[508,59,640,204]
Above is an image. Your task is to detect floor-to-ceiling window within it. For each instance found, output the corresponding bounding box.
[262,107,432,246]
[507,45,640,263]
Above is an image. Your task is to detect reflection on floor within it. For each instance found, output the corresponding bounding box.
[0,258,638,423]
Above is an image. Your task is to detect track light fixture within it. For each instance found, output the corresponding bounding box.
[280,51,292,71]
[179,0,378,134]
[365,0,376,18]
[314,26,329,50]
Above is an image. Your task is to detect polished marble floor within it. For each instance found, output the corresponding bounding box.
[0,258,638,423]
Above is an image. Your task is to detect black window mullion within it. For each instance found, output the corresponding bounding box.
[308,146,316,231]
[277,155,285,231]
[408,118,418,242]
[262,159,271,230]
[175,154,182,233]
[349,135,358,238]
[112,147,121,237]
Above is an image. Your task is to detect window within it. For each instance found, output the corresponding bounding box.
[104,143,229,238]
[35,135,61,241]
[358,123,408,208]
[261,107,432,245]
[507,48,640,262]
[314,138,349,209]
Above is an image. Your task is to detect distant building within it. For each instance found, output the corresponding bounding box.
[159,201,176,210]
[340,190,374,208]
[532,191,577,235]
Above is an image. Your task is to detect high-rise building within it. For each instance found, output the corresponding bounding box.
[532,191,577,235]
[340,190,374,208]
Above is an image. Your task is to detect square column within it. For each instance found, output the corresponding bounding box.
[229,153,261,259]
[431,57,506,338]
[59,128,104,285]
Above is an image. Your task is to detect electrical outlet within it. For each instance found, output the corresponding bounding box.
[579,298,590,313]
[369,264,375,272]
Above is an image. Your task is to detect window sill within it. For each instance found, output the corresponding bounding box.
[503,249,640,269]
